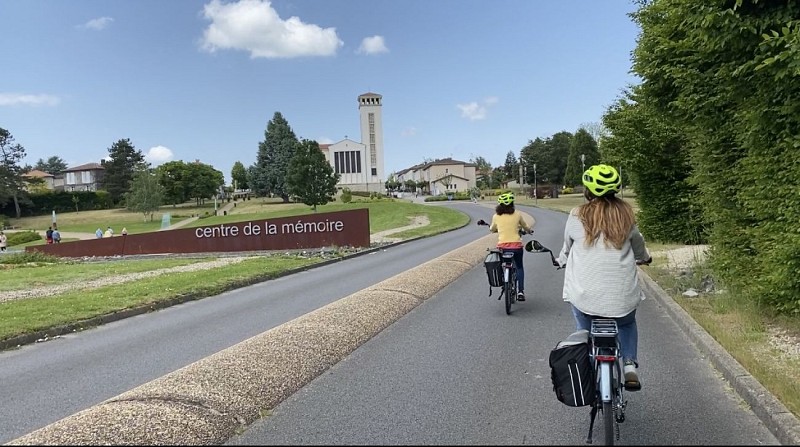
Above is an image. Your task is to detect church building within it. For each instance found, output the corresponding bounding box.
[319,92,385,192]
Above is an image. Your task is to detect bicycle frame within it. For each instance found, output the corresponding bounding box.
[587,319,626,445]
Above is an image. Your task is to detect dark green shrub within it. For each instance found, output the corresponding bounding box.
[0,250,62,265]
[6,230,42,246]
[341,188,353,204]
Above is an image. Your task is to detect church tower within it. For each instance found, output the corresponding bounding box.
[358,92,384,189]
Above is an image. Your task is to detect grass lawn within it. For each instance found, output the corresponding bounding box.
[0,198,468,341]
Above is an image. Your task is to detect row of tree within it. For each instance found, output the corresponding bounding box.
[599,0,799,314]
[462,125,603,193]
[0,130,228,220]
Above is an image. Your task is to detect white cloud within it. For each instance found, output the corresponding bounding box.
[81,17,114,30]
[357,35,388,55]
[200,0,343,58]
[456,96,499,121]
[145,145,174,166]
[401,127,417,137]
[0,93,60,107]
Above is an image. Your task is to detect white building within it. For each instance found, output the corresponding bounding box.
[320,92,385,192]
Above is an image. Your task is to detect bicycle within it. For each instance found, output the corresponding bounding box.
[477,219,534,315]
[527,239,650,445]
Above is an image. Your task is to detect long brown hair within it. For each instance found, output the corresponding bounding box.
[495,203,515,215]
[577,191,636,250]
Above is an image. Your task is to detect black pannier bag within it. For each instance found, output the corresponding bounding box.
[549,329,595,407]
[483,250,503,295]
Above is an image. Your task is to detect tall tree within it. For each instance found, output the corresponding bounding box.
[231,161,249,191]
[126,169,165,222]
[548,131,573,185]
[563,128,600,187]
[470,155,493,189]
[249,112,299,202]
[579,121,609,150]
[102,138,148,204]
[155,161,190,206]
[186,162,224,206]
[0,128,27,218]
[286,140,340,211]
[502,151,519,183]
[33,156,68,175]
[520,133,572,186]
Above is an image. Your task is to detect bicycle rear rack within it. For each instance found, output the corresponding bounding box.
[590,319,618,348]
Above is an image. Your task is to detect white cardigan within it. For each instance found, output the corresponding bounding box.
[558,208,651,318]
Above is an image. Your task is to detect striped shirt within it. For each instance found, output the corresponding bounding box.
[558,208,651,318]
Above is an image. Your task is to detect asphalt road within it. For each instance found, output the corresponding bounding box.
[0,202,780,445]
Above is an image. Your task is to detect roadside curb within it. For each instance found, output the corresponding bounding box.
[639,269,800,445]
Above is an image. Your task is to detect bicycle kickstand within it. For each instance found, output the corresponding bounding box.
[586,405,598,444]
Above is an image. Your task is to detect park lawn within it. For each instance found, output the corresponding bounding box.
[0,257,212,291]
[184,200,466,234]
[8,202,223,235]
[0,255,320,340]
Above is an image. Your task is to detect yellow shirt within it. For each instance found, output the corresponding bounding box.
[489,211,532,249]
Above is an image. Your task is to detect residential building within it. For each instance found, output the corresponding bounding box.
[394,158,477,195]
[21,169,55,191]
[60,162,105,192]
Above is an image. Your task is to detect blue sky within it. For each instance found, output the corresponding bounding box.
[1,0,641,183]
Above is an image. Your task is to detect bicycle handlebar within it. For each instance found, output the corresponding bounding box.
[477,219,532,236]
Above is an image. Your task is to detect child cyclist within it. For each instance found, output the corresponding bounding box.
[487,192,534,301]
[558,164,652,391]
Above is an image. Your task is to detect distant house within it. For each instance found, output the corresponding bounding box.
[60,162,105,192]
[394,158,477,195]
[22,169,55,191]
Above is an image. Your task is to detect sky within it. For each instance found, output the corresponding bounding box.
[1,0,642,183]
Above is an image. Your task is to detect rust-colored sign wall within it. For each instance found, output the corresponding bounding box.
[28,209,370,258]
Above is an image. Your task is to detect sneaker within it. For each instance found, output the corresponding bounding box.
[623,360,641,391]
[517,292,526,301]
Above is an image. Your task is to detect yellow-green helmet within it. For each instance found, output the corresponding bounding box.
[497,192,515,205]
[582,164,621,197]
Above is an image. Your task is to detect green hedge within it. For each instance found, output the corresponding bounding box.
[6,230,41,246]
[1,191,114,218]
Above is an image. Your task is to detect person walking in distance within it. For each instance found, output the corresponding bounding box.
[558,164,652,391]
[52,228,61,243]
[0,231,6,252]
[486,192,534,301]
[96,228,103,239]
[45,226,54,244]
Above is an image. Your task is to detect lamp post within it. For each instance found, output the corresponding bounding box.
[533,163,537,205]
[580,153,586,174]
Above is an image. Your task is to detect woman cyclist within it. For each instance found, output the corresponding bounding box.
[487,192,534,301]
[558,164,651,391]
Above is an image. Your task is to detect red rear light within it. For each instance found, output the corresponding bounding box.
[595,355,617,362]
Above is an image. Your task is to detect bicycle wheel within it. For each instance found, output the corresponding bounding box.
[504,269,515,315]
[603,401,615,445]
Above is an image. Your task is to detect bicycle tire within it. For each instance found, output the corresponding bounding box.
[603,400,614,445]
[504,268,515,315]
